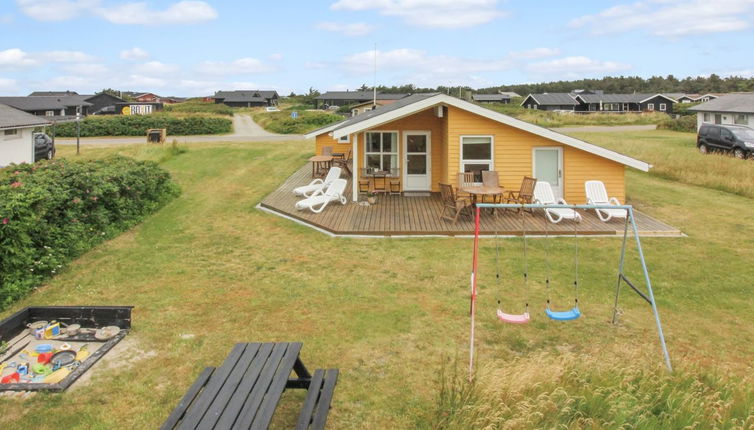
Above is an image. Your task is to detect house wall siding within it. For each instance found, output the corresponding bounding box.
[0,127,34,166]
[445,106,624,204]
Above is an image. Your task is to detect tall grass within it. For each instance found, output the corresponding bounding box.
[423,351,754,429]
[570,130,754,199]
[482,104,669,127]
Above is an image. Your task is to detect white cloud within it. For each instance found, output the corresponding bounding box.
[139,61,180,75]
[120,47,150,61]
[304,61,327,70]
[16,0,98,21]
[330,0,506,29]
[0,78,18,92]
[125,74,168,88]
[526,56,631,79]
[196,57,278,75]
[98,1,217,25]
[570,0,754,37]
[35,50,96,63]
[315,21,375,36]
[508,48,560,60]
[723,69,754,77]
[16,0,218,25]
[0,48,38,69]
[340,48,513,86]
[268,53,284,61]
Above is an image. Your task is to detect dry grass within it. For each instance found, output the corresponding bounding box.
[568,130,754,199]
[0,133,752,429]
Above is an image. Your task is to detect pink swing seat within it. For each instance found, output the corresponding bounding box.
[497,309,531,324]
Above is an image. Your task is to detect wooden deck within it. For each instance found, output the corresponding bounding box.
[259,165,682,237]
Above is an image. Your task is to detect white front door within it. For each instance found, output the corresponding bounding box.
[403,132,431,191]
[533,147,563,199]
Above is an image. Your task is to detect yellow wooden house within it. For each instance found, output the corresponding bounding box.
[305,93,650,203]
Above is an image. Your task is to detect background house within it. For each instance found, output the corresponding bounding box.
[134,93,159,103]
[314,91,408,109]
[0,103,50,167]
[472,94,511,104]
[0,96,91,119]
[349,99,399,116]
[81,93,126,114]
[688,94,754,129]
[574,93,676,114]
[213,90,279,107]
[520,93,579,111]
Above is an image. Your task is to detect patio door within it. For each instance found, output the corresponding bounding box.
[533,147,563,199]
[403,132,431,191]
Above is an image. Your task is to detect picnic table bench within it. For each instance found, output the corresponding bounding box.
[161,342,338,430]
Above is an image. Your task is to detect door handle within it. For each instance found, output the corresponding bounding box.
[558,169,562,178]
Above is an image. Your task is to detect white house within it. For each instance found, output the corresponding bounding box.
[0,103,51,167]
[689,94,754,130]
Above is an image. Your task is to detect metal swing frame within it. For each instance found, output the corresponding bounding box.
[468,203,672,382]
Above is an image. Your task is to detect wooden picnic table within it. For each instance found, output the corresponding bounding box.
[162,342,338,430]
[309,155,334,178]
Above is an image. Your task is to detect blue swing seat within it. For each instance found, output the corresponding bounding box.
[545,306,581,321]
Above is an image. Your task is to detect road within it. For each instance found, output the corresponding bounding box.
[552,124,657,133]
[56,114,306,145]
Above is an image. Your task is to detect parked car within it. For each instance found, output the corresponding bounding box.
[697,124,754,159]
[33,133,55,161]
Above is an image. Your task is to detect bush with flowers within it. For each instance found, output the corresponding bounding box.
[0,156,180,308]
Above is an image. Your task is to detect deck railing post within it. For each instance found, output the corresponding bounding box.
[352,133,359,202]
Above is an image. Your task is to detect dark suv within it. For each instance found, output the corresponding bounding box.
[697,124,754,159]
[33,133,55,161]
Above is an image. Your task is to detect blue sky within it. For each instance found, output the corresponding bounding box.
[1,0,753,96]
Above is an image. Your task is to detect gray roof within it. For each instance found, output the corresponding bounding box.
[576,93,676,103]
[688,94,754,113]
[309,93,439,135]
[0,103,51,129]
[499,91,520,98]
[0,96,92,111]
[473,94,510,102]
[29,91,79,96]
[524,93,578,106]
[214,90,278,102]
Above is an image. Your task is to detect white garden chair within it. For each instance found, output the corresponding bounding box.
[533,182,582,224]
[293,167,342,197]
[585,180,627,222]
[295,179,348,213]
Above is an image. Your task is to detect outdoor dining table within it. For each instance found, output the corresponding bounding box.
[461,185,505,212]
[309,155,334,178]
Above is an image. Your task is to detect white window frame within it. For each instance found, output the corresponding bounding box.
[647,103,655,111]
[622,103,629,111]
[734,114,747,125]
[364,130,399,173]
[459,135,494,184]
[703,112,711,122]
[45,110,55,117]
[338,134,350,144]
[3,128,20,140]
[659,103,667,111]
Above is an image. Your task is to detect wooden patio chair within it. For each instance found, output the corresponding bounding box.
[388,168,401,195]
[457,172,475,199]
[505,176,537,212]
[439,183,472,224]
[332,149,352,177]
[322,146,333,156]
[481,171,501,204]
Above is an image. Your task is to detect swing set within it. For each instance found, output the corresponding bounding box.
[468,202,672,380]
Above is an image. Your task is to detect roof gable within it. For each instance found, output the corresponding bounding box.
[307,93,650,172]
[0,103,51,129]
[688,94,754,113]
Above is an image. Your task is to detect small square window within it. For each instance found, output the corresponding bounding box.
[659,103,667,111]
[647,103,655,111]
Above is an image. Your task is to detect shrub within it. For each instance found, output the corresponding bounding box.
[252,110,343,134]
[657,115,697,132]
[164,102,234,116]
[0,156,180,308]
[53,114,232,137]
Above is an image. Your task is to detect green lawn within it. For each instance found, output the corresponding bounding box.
[1,132,753,429]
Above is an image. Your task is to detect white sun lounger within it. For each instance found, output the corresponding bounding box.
[585,180,628,222]
[293,167,342,197]
[295,178,348,213]
[533,182,582,224]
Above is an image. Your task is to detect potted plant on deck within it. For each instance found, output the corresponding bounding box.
[366,190,377,205]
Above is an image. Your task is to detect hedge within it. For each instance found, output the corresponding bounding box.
[0,156,180,308]
[657,115,697,132]
[164,102,234,116]
[252,110,343,134]
[53,114,232,137]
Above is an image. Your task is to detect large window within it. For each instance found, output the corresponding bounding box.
[365,131,398,173]
[647,103,655,111]
[734,114,747,125]
[461,136,493,182]
[703,113,711,122]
